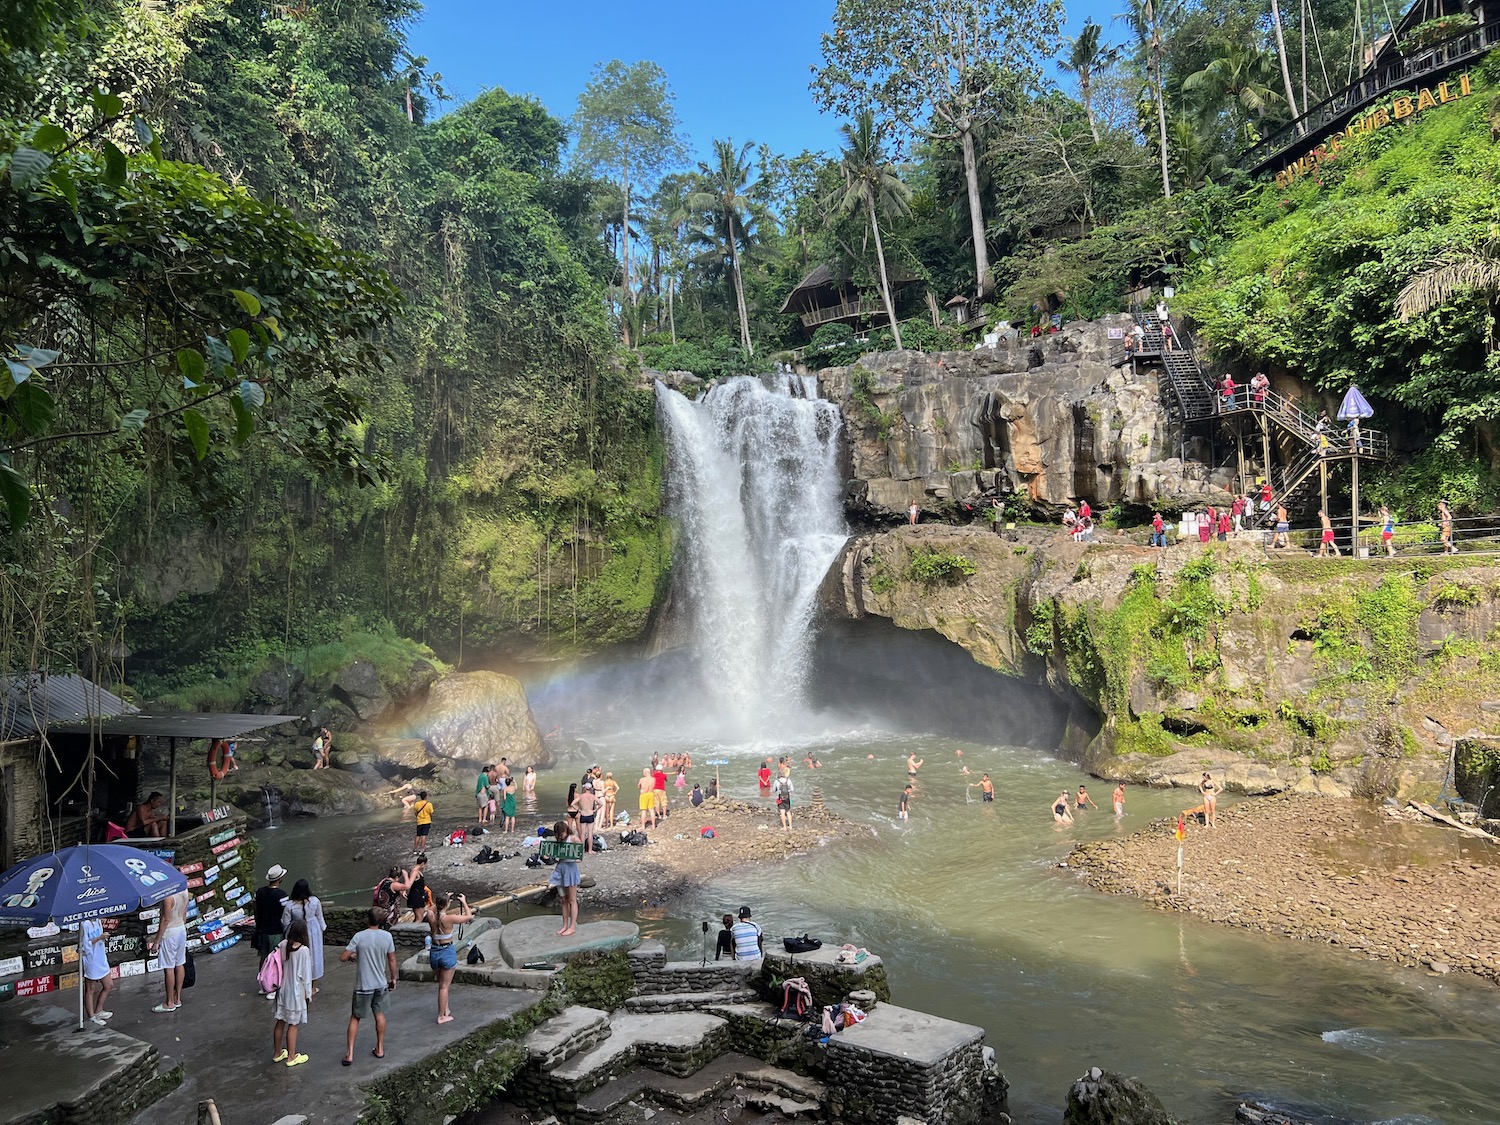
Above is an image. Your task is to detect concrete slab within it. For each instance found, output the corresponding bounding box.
[764,946,884,976]
[608,1011,725,1051]
[0,1004,157,1124]
[8,939,545,1125]
[827,1002,983,1068]
[498,916,639,968]
[523,1005,610,1062]
[574,1051,826,1118]
[548,1026,638,1083]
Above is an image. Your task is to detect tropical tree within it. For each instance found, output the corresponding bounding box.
[828,111,912,350]
[1397,242,1500,328]
[813,0,1065,299]
[1183,39,1285,142]
[572,60,686,330]
[1059,21,1120,143]
[1117,0,1178,197]
[687,139,761,355]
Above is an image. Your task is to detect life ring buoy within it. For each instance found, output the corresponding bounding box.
[207,740,230,780]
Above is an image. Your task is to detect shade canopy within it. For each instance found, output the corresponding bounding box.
[1337,385,1374,420]
[46,712,299,739]
[0,843,186,927]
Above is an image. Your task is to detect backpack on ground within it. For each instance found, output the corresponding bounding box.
[778,976,813,1021]
[467,944,485,965]
[473,845,495,864]
[783,934,822,954]
[446,828,467,847]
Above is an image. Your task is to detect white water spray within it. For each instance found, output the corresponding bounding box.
[656,374,847,736]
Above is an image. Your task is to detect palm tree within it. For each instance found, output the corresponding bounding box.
[647,173,695,344]
[1183,40,1285,143]
[1397,242,1500,326]
[1117,0,1177,198]
[1059,22,1120,143]
[687,139,758,355]
[827,111,912,351]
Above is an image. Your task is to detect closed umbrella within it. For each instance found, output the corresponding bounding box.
[0,844,187,1030]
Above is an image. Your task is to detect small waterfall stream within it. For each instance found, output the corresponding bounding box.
[655,374,847,737]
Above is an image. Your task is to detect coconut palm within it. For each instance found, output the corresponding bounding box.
[1397,241,1500,325]
[686,139,759,355]
[1183,40,1286,142]
[1059,22,1120,143]
[1116,0,1179,198]
[827,111,912,351]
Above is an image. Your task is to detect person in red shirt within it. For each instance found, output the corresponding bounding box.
[1259,481,1273,515]
[1197,511,1212,544]
[1220,373,1236,409]
[1150,511,1166,548]
[1231,495,1246,533]
[1078,499,1091,522]
[653,766,669,820]
[1217,511,1231,541]
[757,761,771,794]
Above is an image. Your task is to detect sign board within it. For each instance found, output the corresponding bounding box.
[199,805,233,824]
[234,892,252,907]
[146,848,177,862]
[117,960,146,978]
[208,826,237,846]
[186,877,204,889]
[61,945,78,964]
[26,945,63,970]
[26,922,59,940]
[177,862,204,875]
[218,851,240,869]
[0,956,23,976]
[210,837,240,855]
[16,975,55,997]
[539,840,584,862]
[1107,327,1124,340]
[58,972,78,991]
[0,981,14,1000]
[208,932,241,954]
[195,890,216,904]
[105,936,139,956]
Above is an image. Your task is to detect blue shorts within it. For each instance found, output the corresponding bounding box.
[429,942,457,971]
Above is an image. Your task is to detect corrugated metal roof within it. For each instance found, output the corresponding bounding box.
[46,713,302,739]
[1,673,137,739]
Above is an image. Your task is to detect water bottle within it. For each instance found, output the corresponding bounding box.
[424,935,431,955]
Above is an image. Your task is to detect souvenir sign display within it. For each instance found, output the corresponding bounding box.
[16,975,55,997]
[208,826,237,846]
[217,851,240,869]
[200,805,233,824]
[0,981,14,1000]
[177,862,204,875]
[210,837,240,855]
[208,932,241,954]
[195,890,216,904]
[234,892,252,907]
[0,955,23,976]
[146,848,177,863]
[26,945,63,970]
[26,922,59,939]
[117,960,146,978]
[58,972,78,991]
[185,877,204,889]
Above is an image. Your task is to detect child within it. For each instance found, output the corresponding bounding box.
[898,784,912,821]
[271,918,313,1067]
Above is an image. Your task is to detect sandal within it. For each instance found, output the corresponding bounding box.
[273,1050,288,1063]
[286,1053,309,1067]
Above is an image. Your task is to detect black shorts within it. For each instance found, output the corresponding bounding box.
[416,824,431,837]
[982,793,994,802]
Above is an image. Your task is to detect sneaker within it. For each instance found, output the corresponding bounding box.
[91,1015,108,1026]
[265,990,277,1001]
[286,1053,309,1068]
[273,1049,288,1062]
[96,1010,114,1020]
[151,1004,174,1013]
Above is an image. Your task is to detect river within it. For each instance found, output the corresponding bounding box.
[264,723,1500,1123]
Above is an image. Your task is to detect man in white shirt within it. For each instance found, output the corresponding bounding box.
[730,906,763,960]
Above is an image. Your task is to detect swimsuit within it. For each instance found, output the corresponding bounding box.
[1054,803,1067,816]
[579,813,595,825]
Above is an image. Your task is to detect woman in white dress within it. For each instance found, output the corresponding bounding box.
[281,879,327,991]
[271,918,314,1066]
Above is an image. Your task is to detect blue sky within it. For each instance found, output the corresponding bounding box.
[406,0,1118,164]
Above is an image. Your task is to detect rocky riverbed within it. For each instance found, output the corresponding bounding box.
[1067,793,1500,983]
[353,795,866,910]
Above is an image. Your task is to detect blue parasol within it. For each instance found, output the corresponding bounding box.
[1337,385,1374,420]
[0,844,187,1030]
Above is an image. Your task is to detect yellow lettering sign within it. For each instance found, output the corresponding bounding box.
[1437,81,1456,103]
[1392,96,1414,119]
[1416,88,1438,111]
[1461,73,1473,96]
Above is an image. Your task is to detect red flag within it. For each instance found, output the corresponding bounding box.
[1174,816,1186,841]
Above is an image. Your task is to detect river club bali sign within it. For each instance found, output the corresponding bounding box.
[1276,73,1474,188]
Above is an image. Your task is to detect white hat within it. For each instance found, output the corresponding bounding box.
[267,864,288,881]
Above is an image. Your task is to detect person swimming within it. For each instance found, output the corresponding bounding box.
[1053,791,1074,824]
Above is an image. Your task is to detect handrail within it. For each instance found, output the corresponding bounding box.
[1241,18,1500,171]
[799,298,885,329]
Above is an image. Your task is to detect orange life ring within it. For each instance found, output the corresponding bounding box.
[207,740,230,781]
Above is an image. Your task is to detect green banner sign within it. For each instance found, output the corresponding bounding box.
[539,840,584,862]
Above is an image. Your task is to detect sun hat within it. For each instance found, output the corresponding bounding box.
[267,864,288,881]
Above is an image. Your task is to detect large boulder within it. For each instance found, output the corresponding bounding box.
[1063,1067,1172,1125]
[333,659,387,720]
[400,671,550,772]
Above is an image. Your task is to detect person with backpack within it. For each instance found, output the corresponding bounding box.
[254,864,290,996]
[372,866,404,929]
[270,918,314,1067]
[773,773,793,830]
[404,855,432,924]
[731,906,763,960]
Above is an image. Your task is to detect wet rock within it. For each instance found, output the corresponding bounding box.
[331,659,387,720]
[248,658,304,708]
[1063,1066,1171,1125]
[400,671,550,773]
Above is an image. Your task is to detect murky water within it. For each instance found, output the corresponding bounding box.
[264,728,1500,1123]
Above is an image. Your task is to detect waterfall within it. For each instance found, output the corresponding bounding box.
[656,374,847,737]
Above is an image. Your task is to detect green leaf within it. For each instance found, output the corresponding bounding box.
[261,314,282,341]
[226,328,250,364]
[229,288,261,316]
[239,380,266,409]
[30,122,68,154]
[133,118,153,149]
[101,141,127,188]
[0,463,30,529]
[182,408,210,461]
[10,146,53,190]
[204,335,232,369]
[229,394,254,445]
[49,167,77,211]
[91,89,124,120]
[177,347,205,385]
[12,382,55,435]
[120,408,150,433]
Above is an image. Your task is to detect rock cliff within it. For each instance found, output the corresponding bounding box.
[826,524,1500,798]
[813,318,1235,523]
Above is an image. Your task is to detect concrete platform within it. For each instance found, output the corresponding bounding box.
[6,939,545,1125]
[828,1002,983,1066]
[498,916,639,968]
[0,1005,162,1125]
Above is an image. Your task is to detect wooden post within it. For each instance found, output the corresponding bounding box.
[1351,455,1361,558]
[1320,460,1327,516]
[167,737,177,837]
[1261,422,1272,491]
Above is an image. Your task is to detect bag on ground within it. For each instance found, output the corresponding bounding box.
[473,844,495,864]
[467,944,485,965]
[783,934,822,954]
[182,951,196,989]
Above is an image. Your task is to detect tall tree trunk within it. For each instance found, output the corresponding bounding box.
[866,195,902,351]
[1269,0,1304,132]
[1081,73,1101,142]
[668,275,676,345]
[1152,56,1172,198]
[958,126,992,297]
[622,178,633,310]
[726,215,752,355]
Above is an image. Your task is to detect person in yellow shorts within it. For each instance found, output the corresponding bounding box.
[637,768,657,828]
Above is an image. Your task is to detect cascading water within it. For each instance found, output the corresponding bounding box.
[656,373,847,737]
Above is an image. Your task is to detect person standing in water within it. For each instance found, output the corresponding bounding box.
[898,783,913,820]
[906,753,924,778]
[1052,791,1074,825]
[1199,772,1219,828]
[1075,785,1099,812]
[978,774,994,803]
[1112,783,1126,818]
[637,768,657,829]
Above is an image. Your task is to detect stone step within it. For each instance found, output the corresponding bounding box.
[573,1051,825,1120]
[623,988,759,1013]
[547,1011,730,1094]
[631,957,758,995]
[547,1025,640,1093]
[524,1006,613,1072]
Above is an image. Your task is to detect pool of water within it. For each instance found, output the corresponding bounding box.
[264,726,1499,1122]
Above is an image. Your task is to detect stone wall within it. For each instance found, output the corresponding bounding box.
[825,1020,990,1125]
[760,947,891,1012]
[628,943,756,993]
[14,1047,182,1125]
